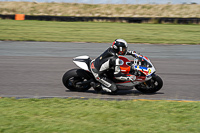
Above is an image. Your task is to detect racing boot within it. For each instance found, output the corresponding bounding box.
[101,85,112,93]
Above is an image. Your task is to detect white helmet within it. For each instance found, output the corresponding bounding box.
[112,39,128,55]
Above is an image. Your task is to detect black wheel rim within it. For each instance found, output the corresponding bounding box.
[139,79,159,91]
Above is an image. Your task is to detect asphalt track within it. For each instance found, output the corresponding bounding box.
[0,41,200,101]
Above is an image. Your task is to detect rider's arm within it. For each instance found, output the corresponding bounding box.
[126,50,137,57]
[111,58,134,81]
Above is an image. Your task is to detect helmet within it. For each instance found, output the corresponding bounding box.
[112,39,128,55]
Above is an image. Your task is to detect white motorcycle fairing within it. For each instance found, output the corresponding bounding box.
[73,55,91,71]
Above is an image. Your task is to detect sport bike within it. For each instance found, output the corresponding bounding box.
[62,53,163,93]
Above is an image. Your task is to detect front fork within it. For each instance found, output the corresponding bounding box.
[142,74,156,88]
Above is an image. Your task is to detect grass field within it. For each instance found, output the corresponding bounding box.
[0,18,200,133]
[0,20,200,44]
[1,2,200,18]
[0,98,199,133]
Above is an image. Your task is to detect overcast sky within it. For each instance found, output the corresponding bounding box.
[4,0,200,4]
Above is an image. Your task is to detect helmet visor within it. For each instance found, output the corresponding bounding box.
[122,47,127,54]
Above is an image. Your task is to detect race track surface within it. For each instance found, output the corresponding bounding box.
[0,41,200,101]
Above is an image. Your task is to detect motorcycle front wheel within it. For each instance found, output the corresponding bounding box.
[62,69,91,92]
[135,74,163,93]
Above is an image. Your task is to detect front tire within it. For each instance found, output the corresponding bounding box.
[62,69,92,92]
[135,74,163,93]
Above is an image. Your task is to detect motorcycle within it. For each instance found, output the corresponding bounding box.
[62,53,163,93]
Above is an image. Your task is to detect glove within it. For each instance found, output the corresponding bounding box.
[127,50,137,57]
[127,50,135,54]
[127,75,136,82]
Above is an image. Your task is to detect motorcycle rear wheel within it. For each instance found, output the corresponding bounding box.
[135,74,163,93]
[62,69,91,92]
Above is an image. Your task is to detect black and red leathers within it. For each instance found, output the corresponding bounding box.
[90,47,134,92]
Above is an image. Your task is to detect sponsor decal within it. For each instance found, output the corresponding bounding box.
[148,69,151,74]
[91,62,95,69]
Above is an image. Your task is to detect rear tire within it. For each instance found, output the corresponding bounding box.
[62,69,91,92]
[135,74,163,93]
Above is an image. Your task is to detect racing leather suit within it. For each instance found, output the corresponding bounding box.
[90,47,135,92]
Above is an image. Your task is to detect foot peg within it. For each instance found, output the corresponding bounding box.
[90,82,101,88]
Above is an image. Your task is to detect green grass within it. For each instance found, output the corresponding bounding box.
[0,98,199,133]
[0,20,200,44]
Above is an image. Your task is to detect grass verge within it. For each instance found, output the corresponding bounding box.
[1,2,200,18]
[0,20,200,44]
[0,98,199,133]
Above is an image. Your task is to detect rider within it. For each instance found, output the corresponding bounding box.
[90,39,136,93]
